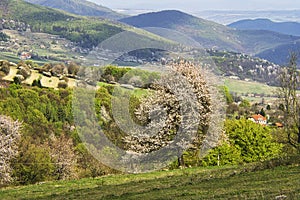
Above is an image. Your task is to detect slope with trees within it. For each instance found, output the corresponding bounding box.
[229,18,300,36]
[0,0,124,49]
[24,0,125,20]
[120,10,300,64]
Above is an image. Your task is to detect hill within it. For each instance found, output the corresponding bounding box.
[196,10,300,25]
[0,160,299,199]
[256,40,300,66]
[207,49,281,85]
[120,10,300,58]
[0,0,174,64]
[0,0,126,49]
[120,10,244,52]
[23,0,125,20]
[229,18,300,36]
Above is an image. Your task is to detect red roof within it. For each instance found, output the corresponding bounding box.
[275,122,283,128]
[252,114,266,121]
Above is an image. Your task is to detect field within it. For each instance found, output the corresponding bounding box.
[224,78,277,96]
[2,67,76,88]
[0,163,299,200]
[98,82,149,98]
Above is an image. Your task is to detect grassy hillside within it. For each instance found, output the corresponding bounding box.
[257,40,300,66]
[23,0,125,19]
[120,10,244,52]
[120,10,300,57]
[0,0,124,49]
[0,162,299,199]
[0,0,174,65]
[208,50,281,85]
[224,79,277,96]
[0,29,85,64]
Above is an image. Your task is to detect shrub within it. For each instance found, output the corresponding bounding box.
[0,71,6,79]
[13,143,54,185]
[202,143,242,167]
[0,61,10,75]
[202,119,282,166]
[32,79,42,88]
[17,66,31,79]
[67,62,80,75]
[58,81,68,89]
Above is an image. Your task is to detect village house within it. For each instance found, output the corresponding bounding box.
[249,114,267,125]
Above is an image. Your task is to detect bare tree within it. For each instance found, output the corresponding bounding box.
[0,115,21,185]
[278,52,300,149]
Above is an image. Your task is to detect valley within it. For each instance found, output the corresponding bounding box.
[0,0,300,199]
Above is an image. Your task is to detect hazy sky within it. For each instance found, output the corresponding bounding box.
[91,0,300,12]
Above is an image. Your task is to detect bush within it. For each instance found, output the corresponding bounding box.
[103,66,131,82]
[67,62,80,75]
[17,66,31,79]
[32,79,42,88]
[51,64,68,76]
[13,75,23,84]
[202,119,282,166]
[58,81,68,89]
[202,143,242,167]
[13,143,54,185]
[0,71,6,79]
[0,61,11,75]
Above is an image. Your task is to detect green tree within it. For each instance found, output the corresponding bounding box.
[13,142,54,185]
[32,79,42,88]
[225,119,282,163]
[240,99,250,108]
[67,62,80,75]
[260,108,266,117]
[221,86,233,104]
[202,143,242,166]
[203,119,282,166]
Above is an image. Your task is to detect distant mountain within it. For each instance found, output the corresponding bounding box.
[120,10,244,52]
[256,40,300,66]
[24,0,125,19]
[229,19,300,36]
[120,10,300,57]
[195,10,300,25]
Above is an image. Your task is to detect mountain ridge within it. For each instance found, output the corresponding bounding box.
[229,18,300,36]
[23,0,125,19]
[120,10,300,64]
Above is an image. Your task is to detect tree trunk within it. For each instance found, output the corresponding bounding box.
[298,126,300,144]
[178,154,185,168]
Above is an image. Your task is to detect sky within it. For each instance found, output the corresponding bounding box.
[91,0,300,12]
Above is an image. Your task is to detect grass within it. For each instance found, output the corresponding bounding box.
[98,82,149,98]
[224,78,277,96]
[0,163,299,200]
[2,67,76,88]
[0,52,20,64]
